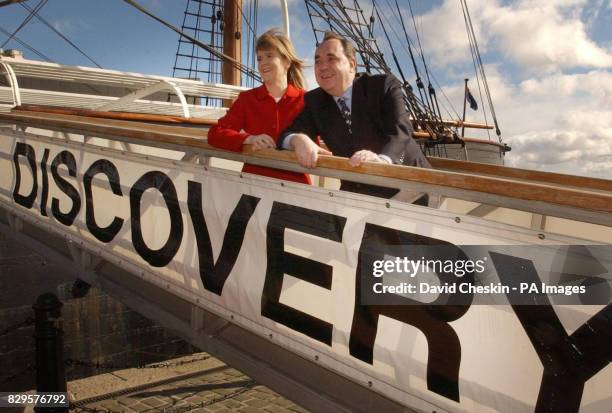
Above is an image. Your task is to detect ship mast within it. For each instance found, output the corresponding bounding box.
[222,0,242,87]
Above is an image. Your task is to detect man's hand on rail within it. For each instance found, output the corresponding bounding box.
[348,150,389,167]
[291,134,332,169]
[244,134,276,151]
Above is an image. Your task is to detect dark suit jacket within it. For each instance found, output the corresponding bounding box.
[279,73,430,198]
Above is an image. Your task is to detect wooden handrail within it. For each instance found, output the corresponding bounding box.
[1,110,611,216]
[429,158,612,192]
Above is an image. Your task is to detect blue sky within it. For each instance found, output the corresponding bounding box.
[1,0,611,178]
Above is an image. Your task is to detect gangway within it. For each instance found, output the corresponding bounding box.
[0,107,611,412]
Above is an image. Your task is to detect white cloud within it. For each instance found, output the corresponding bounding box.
[497,69,612,178]
[51,19,91,35]
[505,111,612,178]
[492,1,612,72]
[418,0,492,68]
[417,0,612,72]
[438,65,612,178]
[519,70,612,101]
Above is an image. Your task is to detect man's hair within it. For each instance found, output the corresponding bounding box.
[321,31,356,62]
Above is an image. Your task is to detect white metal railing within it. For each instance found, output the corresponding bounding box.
[0,56,247,118]
[0,86,228,118]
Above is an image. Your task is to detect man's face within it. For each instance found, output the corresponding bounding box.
[314,39,356,97]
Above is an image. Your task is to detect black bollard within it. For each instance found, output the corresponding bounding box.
[33,293,67,412]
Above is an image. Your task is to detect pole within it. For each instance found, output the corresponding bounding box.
[33,293,67,413]
[280,0,290,39]
[223,0,242,87]
[223,0,242,107]
[461,78,468,138]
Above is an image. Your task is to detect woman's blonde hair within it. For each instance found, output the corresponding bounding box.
[256,28,305,89]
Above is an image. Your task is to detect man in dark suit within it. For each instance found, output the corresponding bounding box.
[278,31,430,198]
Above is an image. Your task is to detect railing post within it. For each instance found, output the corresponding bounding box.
[33,293,67,412]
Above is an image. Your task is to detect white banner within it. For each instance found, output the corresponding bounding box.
[1,131,610,413]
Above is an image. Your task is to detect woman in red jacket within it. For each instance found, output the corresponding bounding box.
[208,29,313,184]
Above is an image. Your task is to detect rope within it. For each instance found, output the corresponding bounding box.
[461,0,501,141]
[122,0,260,82]
[0,26,52,61]
[1,0,48,48]
[19,1,102,68]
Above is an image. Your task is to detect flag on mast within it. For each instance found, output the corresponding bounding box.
[466,86,478,110]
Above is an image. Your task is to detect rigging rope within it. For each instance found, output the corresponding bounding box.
[404,0,443,122]
[371,1,435,115]
[122,0,260,82]
[19,1,102,68]
[460,0,490,140]
[407,0,431,87]
[0,26,52,61]
[1,0,48,49]
[252,0,258,86]
[171,1,190,79]
[460,0,501,141]
[306,0,389,73]
[392,0,426,105]
[371,1,442,138]
[236,0,258,87]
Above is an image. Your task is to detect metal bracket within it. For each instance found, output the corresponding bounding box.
[7,213,23,232]
[182,152,210,166]
[428,194,443,209]
[531,213,547,230]
[467,204,499,217]
[191,305,229,337]
[0,60,21,107]
[67,240,103,274]
[97,80,191,118]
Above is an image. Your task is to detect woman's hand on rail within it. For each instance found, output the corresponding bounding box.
[244,134,276,151]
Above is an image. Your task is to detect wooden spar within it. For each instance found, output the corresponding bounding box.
[223,0,242,90]
[11,105,496,143]
[0,111,208,142]
[1,110,611,216]
[14,105,217,126]
[432,120,494,130]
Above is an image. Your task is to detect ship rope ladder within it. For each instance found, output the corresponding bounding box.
[172,0,226,106]
[304,0,389,74]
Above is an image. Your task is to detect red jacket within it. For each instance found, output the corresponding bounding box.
[208,84,312,184]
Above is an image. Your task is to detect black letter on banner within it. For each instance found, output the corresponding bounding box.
[263,202,346,346]
[350,224,473,402]
[51,150,81,226]
[490,252,612,413]
[187,181,260,295]
[130,171,182,267]
[40,149,50,216]
[12,142,37,209]
[84,159,124,243]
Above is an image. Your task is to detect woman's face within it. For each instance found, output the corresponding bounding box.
[257,48,290,84]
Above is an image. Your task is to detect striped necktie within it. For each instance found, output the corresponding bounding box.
[337,97,352,134]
